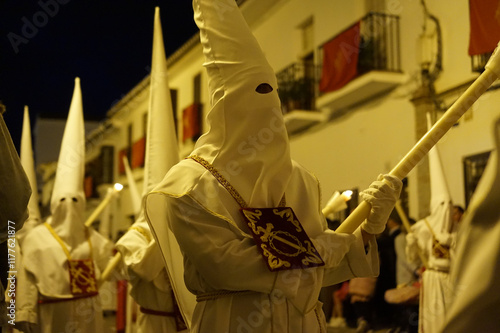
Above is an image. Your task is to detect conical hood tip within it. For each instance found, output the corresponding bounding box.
[21,105,41,221]
[51,78,86,211]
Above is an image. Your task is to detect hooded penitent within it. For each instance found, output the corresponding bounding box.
[145,1,383,332]
[189,0,292,207]
[116,7,195,331]
[407,113,454,333]
[17,106,41,241]
[16,78,112,333]
[49,77,86,246]
[410,114,453,264]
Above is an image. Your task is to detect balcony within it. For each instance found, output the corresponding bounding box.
[277,62,325,134]
[470,51,492,73]
[276,12,405,135]
[317,12,406,117]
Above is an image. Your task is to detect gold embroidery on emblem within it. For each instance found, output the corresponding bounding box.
[273,208,302,232]
[242,207,325,271]
[68,259,98,295]
[261,244,291,270]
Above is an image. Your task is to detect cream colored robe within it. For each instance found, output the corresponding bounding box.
[406,220,454,333]
[16,223,113,332]
[147,160,379,333]
[115,218,186,333]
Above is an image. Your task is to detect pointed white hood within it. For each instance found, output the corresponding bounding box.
[190,0,292,207]
[17,106,42,242]
[143,7,196,328]
[21,106,41,222]
[426,113,453,234]
[49,78,86,243]
[143,7,179,197]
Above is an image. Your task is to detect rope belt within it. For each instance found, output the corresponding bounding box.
[425,266,449,273]
[38,292,98,304]
[196,290,256,302]
[139,306,176,317]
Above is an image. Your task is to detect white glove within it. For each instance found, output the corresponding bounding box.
[360,174,402,234]
[314,230,356,268]
[406,232,418,247]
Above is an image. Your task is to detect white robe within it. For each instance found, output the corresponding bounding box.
[147,159,379,333]
[407,220,453,333]
[115,218,186,332]
[16,223,113,332]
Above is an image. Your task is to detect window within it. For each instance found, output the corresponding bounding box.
[463,151,491,207]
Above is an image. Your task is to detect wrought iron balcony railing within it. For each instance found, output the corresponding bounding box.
[317,12,401,90]
[356,12,401,74]
[276,62,320,114]
[471,51,493,73]
[276,12,401,115]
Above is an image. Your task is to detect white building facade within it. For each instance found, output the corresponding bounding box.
[83,0,500,239]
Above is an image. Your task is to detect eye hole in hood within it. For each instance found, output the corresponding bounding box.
[255,83,273,94]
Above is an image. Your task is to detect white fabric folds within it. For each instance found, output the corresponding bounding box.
[441,117,500,332]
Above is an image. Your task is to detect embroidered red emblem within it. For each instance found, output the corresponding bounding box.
[241,207,325,271]
[68,258,98,296]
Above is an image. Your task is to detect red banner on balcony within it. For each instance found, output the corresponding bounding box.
[131,137,145,169]
[469,0,500,55]
[118,148,128,175]
[183,103,201,142]
[319,21,361,93]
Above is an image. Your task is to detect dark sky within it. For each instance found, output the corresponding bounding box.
[0,0,198,151]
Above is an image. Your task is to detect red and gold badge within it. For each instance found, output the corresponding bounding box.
[241,207,325,271]
[68,258,98,296]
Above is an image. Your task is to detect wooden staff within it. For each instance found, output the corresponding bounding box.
[394,200,428,268]
[85,183,123,227]
[336,43,500,234]
[99,251,122,285]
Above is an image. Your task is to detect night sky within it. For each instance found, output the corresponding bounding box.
[0,0,198,151]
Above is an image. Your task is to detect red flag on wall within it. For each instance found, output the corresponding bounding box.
[118,148,128,175]
[469,0,500,55]
[182,103,201,142]
[131,137,145,169]
[319,21,361,93]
